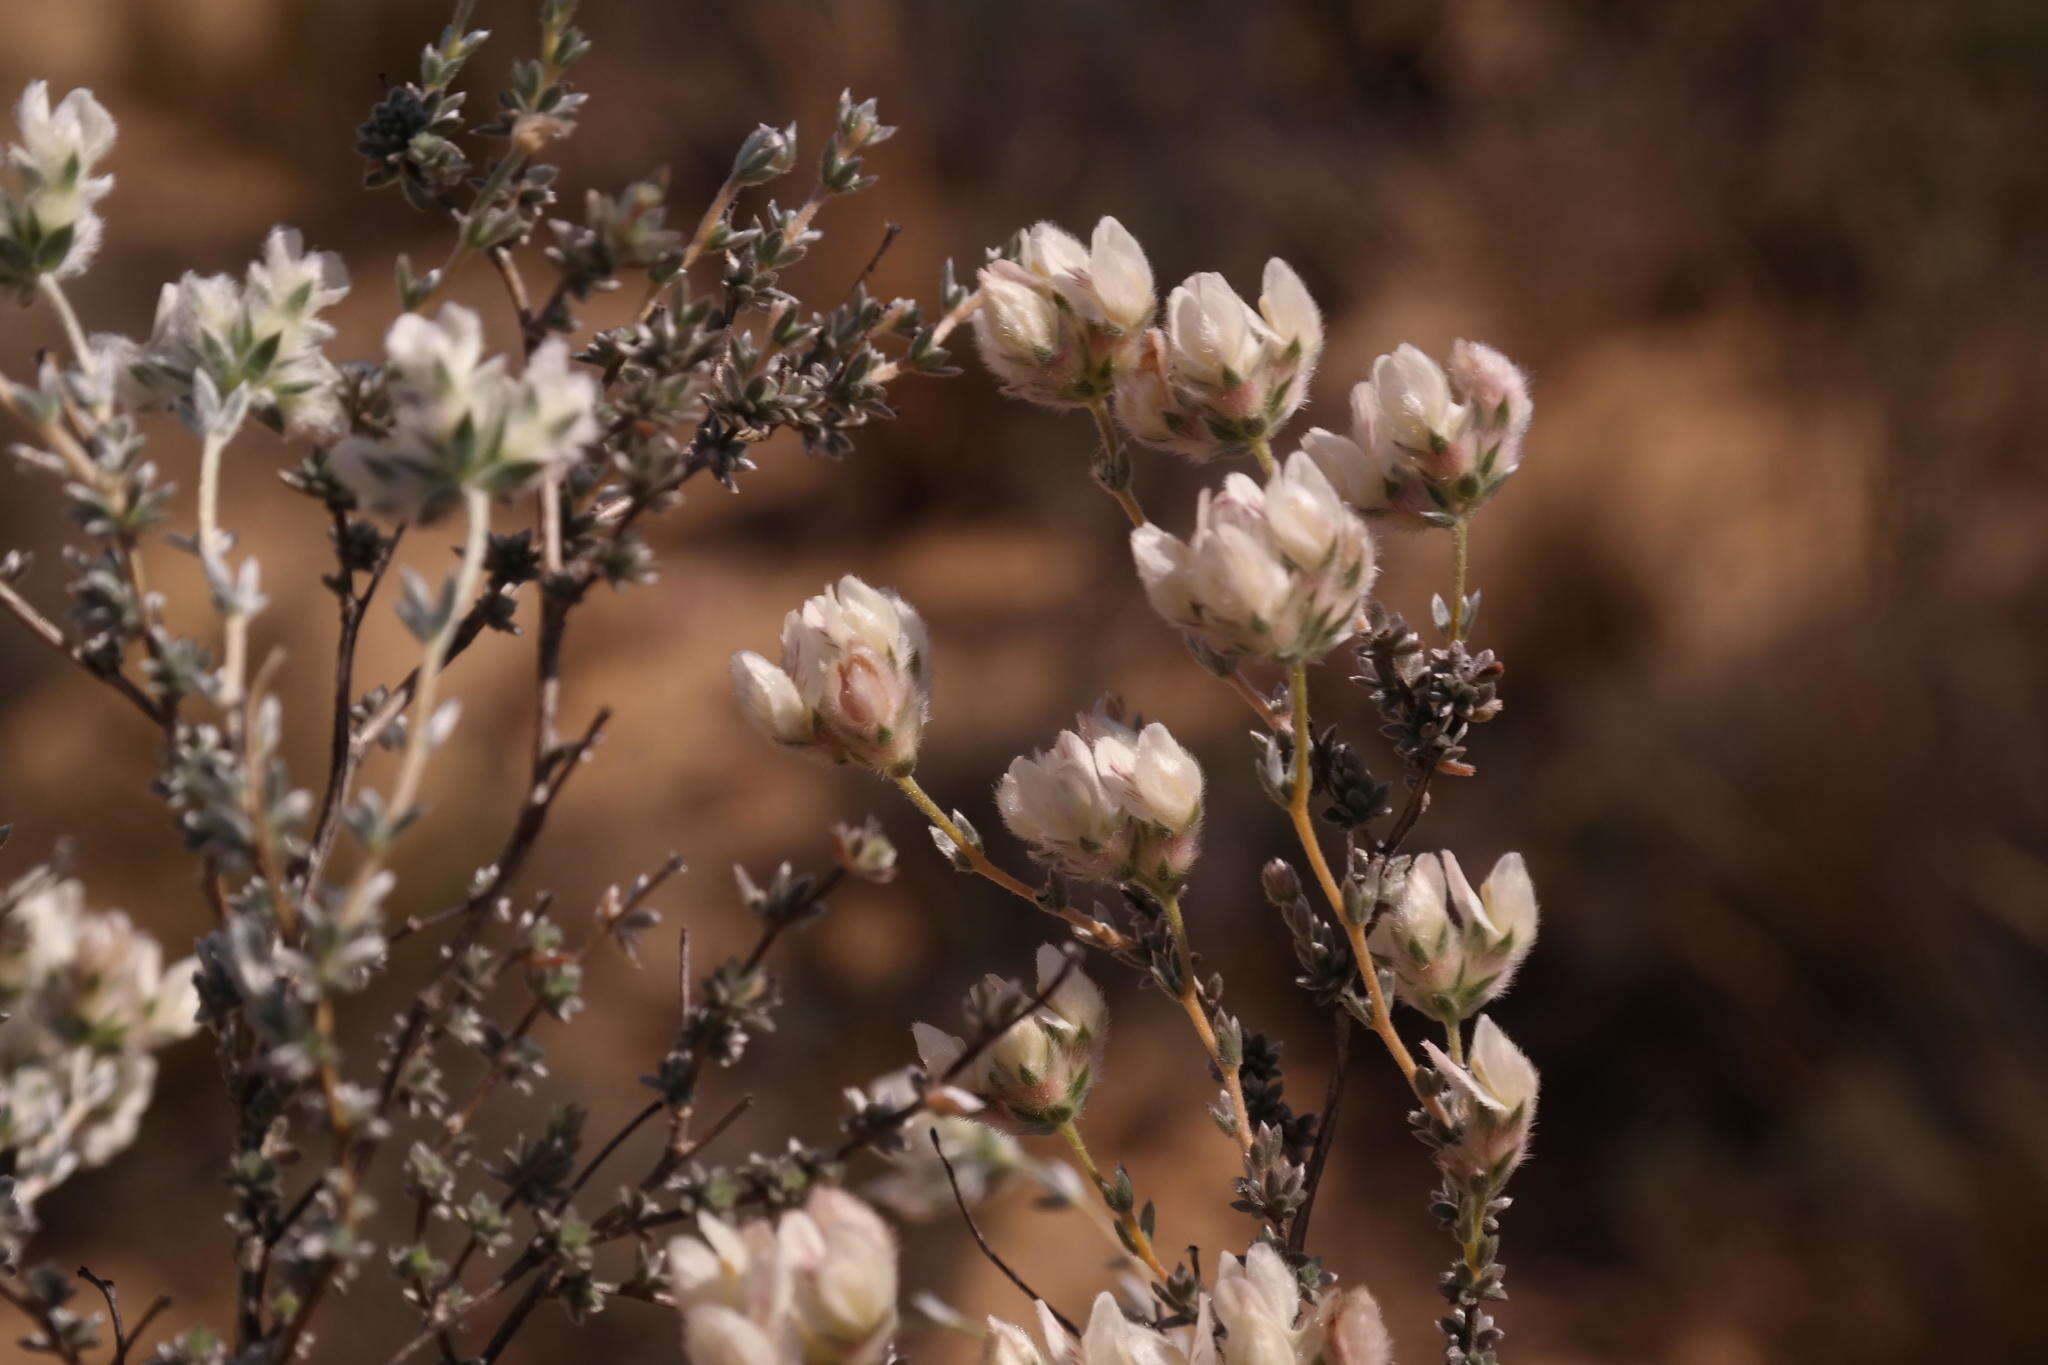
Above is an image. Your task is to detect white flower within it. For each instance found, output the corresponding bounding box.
[973,216,1155,408]
[1114,259,1321,461]
[1369,851,1538,1023]
[732,576,931,774]
[997,711,1203,888]
[135,226,351,436]
[786,1187,898,1361]
[0,869,193,1215]
[1213,1243,1310,1365]
[1318,1287,1394,1365]
[1131,452,1376,663]
[670,1189,899,1364]
[856,1067,1076,1224]
[1,81,117,282]
[1309,340,1530,523]
[331,304,598,519]
[1423,1014,1540,1180]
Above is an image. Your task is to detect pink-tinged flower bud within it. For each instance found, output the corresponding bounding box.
[682,1304,782,1365]
[1369,851,1539,1022]
[1115,259,1321,462]
[733,575,930,774]
[1424,1015,1540,1180]
[1131,453,1376,663]
[996,712,1203,887]
[972,217,1155,409]
[1317,339,1532,524]
[1320,1287,1394,1365]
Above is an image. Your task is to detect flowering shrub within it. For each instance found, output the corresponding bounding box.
[0,4,1546,1362]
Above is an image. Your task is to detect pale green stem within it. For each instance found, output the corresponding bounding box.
[1250,435,1276,476]
[1155,887,1255,1154]
[1055,1119,1171,1282]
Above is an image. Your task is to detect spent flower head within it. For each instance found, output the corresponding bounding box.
[1131,451,1376,663]
[731,575,931,774]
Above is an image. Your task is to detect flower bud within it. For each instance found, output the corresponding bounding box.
[1305,340,1531,524]
[914,949,1105,1131]
[731,121,797,186]
[1368,851,1537,1022]
[1423,1014,1539,1180]
[1213,1243,1308,1364]
[1320,1287,1394,1365]
[786,1187,899,1360]
[1113,258,1322,461]
[971,217,1154,409]
[731,576,931,774]
[1131,452,1376,663]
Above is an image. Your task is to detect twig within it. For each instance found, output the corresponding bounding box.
[1286,1014,1351,1254]
[75,1268,169,1365]
[931,1130,1079,1336]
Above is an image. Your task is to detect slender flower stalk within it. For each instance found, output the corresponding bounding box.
[1053,1118,1172,1284]
[1157,888,1255,1152]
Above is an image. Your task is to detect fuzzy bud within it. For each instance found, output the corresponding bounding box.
[996,710,1203,888]
[1368,851,1537,1022]
[1424,1014,1540,1180]
[731,575,931,774]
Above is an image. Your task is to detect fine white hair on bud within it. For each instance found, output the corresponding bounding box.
[996,709,1203,887]
[1424,1014,1540,1180]
[135,225,352,437]
[0,81,118,286]
[1131,451,1377,663]
[1112,257,1323,462]
[1305,339,1531,524]
[972,216,1156,409]
[329,303,598,520]
[1369,850,1539,1022]
[732,575,931,774]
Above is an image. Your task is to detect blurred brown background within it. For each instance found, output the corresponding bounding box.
[3,0,2046,1360]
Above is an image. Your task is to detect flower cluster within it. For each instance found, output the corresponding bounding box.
[996,708,1204,889]
[1114,259,1322,460]
[971,217,1154,408]
[984,1243,1391,1365]
[331,303,600,519]
[1302,340,1531,523]
[1131,452,1377,663]
[731,575,932,774]
[669,1187,899,1365]
[0,867,197,1215]
[1423,1015,1541,1181]
[129,226,352,436]
[914,946,1107,1131]
[0,82,116,292]
[1369,850,1538,1023]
